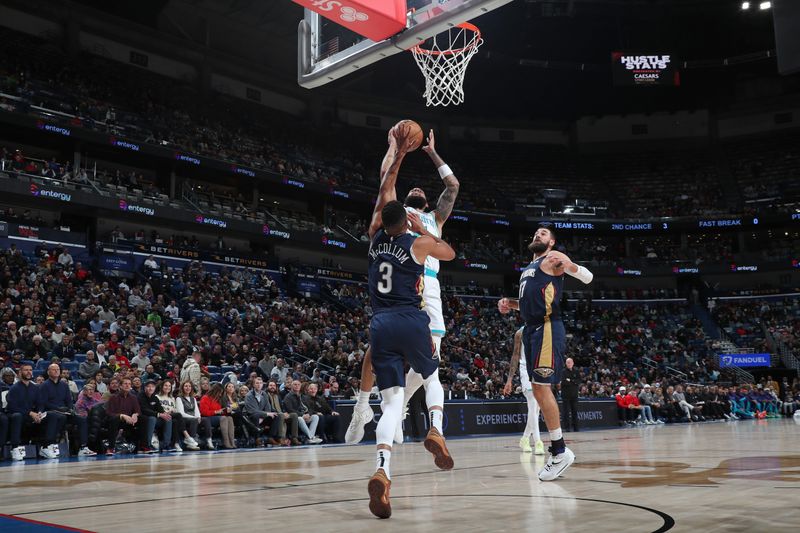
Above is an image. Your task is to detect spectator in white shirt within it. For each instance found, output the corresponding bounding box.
[57,250,73,267]
[140,321,157,338]
[130,348,151,370]
[144,255,158,271]
[165,300,180,320]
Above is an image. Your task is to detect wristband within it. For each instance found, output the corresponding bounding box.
[567,264,594,284]
[437,164,452,180]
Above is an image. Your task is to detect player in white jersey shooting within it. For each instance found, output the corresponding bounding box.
[346,128,460,452]
[504,327,545,454]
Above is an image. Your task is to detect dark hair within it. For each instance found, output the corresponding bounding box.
[381,200,408,232]
[538,223,557,243]
[207,383,224,402]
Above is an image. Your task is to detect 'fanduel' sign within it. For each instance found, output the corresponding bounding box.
[719,354,770,368]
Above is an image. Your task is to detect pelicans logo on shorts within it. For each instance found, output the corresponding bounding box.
[534,367,554,378]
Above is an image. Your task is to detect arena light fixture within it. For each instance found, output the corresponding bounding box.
[741,1,750,9]
[759,1,771,9]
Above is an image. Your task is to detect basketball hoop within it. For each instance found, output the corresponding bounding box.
[410,22,483,107]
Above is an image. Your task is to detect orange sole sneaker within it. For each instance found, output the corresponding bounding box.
[368,469,392,519]
[424,428,454,470]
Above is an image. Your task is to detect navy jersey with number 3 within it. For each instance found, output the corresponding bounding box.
[368,229,425,311]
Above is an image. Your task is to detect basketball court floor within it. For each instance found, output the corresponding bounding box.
[1,420,797,532]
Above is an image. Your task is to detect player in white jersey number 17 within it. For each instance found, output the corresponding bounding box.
[346,126,460,452]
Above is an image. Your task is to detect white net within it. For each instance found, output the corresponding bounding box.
[411,23,483,107]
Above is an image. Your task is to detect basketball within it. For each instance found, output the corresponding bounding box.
[394,119,424,151]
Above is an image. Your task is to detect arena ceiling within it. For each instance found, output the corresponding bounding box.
[70,0,796,119]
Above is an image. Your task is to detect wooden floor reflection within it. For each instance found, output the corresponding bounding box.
[2,419,798,532]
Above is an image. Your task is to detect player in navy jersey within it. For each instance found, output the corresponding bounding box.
[347,127,460,447]
[365,198,456,518]
[498,225,594,481]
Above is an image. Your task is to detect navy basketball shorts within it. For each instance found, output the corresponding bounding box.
[522,319,566,386]
[369,307,438,391]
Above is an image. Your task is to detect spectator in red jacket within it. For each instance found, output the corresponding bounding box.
[616,386,636,425]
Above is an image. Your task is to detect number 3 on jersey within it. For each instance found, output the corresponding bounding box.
[378,261,393,294]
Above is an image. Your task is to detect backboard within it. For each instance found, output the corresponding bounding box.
[297,0,512,88]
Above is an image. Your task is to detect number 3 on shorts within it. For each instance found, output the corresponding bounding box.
[378,261,393,294]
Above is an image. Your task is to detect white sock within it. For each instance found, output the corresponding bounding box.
[522,388,541,442]
[422,372,445,432]
[430,409,443,433]
[377,449,391,479]
[550,428,563,441]
[357,390,370,406]
[376,386,403,478]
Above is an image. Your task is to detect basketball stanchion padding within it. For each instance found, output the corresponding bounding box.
[292,0,408,42]
[411,22,483,106]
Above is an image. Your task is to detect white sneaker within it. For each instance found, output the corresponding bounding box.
[78,446,97,457]
[151,435,160,450]
[519,435,532,453]
[184,437,200,450]
[538,446,575,481]
[174,443,183,453]
[52,444,61,457]
[308,436,323,444]
[39,445,58,459]
[206,438,215,450]
[345,402,374,444]
[534,440,546,455]
[657,419,665,424]
[11,446,26,461]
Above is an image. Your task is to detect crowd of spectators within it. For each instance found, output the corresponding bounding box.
[1,238,799,460]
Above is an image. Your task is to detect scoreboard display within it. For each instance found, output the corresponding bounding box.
[612,52,680,87]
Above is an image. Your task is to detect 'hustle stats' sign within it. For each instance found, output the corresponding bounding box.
[612,52,679,86]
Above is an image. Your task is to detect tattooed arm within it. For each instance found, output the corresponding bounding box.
[503,328,524,396]
[421,130,460,230]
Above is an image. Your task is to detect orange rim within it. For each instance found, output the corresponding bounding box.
[411,22,481,56]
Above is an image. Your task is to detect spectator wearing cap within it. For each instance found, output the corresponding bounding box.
[104,377,141,455]
[242,357,268,381]
[7,349,25,370]
[615,386,636,425]
[138,379,170,453]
